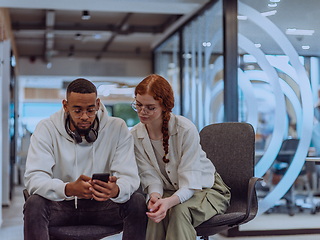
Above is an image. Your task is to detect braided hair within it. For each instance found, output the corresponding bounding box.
[135,74,174,163]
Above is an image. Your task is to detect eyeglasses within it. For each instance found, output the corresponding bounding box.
[131,101,158,115]
[71,108,97,118]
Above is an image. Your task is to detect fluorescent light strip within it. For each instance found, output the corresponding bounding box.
[261,10,277,17]
[286,28,315,36]
[238,10,277,21]
[302,45,310,50]
[238,15,248,20]
[268,3,277,7]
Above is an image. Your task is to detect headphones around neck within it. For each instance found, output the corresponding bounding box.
[65,115,99,143]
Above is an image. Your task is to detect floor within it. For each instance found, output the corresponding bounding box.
[1,185,320,240]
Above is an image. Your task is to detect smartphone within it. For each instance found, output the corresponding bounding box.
[92,173,110,183]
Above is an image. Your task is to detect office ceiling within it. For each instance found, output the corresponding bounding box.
[1,0,209,63]
[1,0,320,64]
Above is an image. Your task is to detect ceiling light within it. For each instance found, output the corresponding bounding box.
[285,28,315,36]
[261,10,277,17]
[302,45,310,50]
[237,15,248,20]
[202,42,211,47]
[82,10,91,20]
[270,0,280,2]
[74,33,83,40]
[183,53,192,59]
[268,3,277,7]
[254,43,261,48]
[47,62,52,69]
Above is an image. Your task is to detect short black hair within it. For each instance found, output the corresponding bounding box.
[67,78,97,96]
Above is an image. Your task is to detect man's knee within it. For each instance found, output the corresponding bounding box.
[128,192,146,210]
[24,194,49,215]
[122,192,147,217]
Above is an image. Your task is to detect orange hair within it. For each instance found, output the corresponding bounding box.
[135,74,174,163]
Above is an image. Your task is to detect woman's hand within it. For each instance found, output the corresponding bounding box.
[148,193,162,212]
[146,195,180,223]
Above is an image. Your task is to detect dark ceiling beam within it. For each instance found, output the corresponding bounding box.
[12,24,165,34]
[12,14,182,34]
[96,12,132,60]
[17,50,151,59]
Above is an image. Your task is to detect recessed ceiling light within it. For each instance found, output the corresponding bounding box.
[46,62,52,69]
[82,10,91,20]
[268,3,277,7]
[261,10,277,17]
[74,33,83,40]
[183,53,192,59]
[270,0,280,2]
[286,28,315,36]
[302,45,310,50]
[255,43,261,48]
[202,42,211,47]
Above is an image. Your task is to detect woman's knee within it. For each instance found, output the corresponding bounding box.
[169,203,191,222]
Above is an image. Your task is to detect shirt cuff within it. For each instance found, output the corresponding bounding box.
[173,187,195,203]
[147,183,163,197]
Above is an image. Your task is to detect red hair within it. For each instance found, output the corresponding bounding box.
[135,74,174,163]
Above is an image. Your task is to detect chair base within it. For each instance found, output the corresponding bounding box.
[220,226,320,237]
[49,224,123,240]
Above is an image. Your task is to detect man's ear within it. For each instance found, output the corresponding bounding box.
[96,98,100,110]
[62,99,68,113]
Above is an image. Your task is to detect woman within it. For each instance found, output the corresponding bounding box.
[130,74,230,240]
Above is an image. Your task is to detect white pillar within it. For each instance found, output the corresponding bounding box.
[1,40,12,224]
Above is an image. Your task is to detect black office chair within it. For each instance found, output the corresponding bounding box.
[268,138,317,216]
[195,122,261,239]
[23,189,123,240]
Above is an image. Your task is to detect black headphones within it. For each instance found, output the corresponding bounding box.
[65,115,99,143]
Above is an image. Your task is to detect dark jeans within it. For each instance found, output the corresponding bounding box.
[23,192,147,240]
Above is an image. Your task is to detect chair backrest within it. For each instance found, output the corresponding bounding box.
[279,138,299,152]
[276,138,299,163]
[199,122,257,215]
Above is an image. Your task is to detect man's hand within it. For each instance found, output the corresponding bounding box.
[65,175,93,199]
[90,176,120,201]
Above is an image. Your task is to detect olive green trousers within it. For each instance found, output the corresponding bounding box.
[146,172,231,240]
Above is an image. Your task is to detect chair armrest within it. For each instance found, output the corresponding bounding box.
[242,177,263,223]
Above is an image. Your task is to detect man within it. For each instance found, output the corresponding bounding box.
[23,78,147,240]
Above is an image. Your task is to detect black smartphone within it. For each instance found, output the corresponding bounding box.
[92,173,110,183]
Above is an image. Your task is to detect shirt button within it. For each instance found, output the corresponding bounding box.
[168,171,170,174]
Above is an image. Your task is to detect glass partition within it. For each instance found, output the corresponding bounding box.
[154,33,181,115]
[153,0,319,235]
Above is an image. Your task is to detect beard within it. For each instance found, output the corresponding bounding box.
[69,115,94,135]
